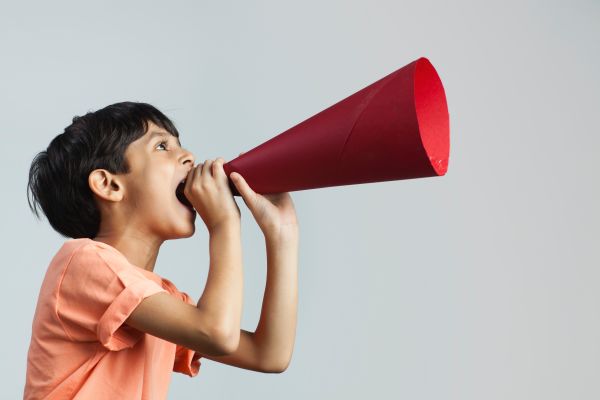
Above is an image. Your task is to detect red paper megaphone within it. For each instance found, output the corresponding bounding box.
[223,57,449,196]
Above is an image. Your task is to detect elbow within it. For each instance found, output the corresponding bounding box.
[262,356,291,374]
[266,363,288,374]
[210,325,240,356]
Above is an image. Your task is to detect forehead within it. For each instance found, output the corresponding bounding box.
[144,122,181,146]
[126,123,181,161]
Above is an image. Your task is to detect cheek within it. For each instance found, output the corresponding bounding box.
[126,165,175,209]
[128,177,164,208]
[142,173,175,206]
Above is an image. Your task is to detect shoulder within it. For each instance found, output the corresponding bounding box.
[60,238,194,302]
[59,238,158,288]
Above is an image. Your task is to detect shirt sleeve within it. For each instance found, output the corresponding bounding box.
[165,282,203,376]
[56,243,168,351]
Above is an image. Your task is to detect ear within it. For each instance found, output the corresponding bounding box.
[88,169,124,202]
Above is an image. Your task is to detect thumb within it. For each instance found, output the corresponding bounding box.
[231,172,256,203]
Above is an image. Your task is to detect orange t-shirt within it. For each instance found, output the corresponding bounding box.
[24,238,202,399]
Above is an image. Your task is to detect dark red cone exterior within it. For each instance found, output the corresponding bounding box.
[223,57,449,196]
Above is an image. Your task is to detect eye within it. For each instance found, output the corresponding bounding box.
[156,140,168,151]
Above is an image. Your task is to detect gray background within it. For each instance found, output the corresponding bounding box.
[2,0,599,398]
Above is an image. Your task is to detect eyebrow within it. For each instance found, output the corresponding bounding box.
[148,130,181,147]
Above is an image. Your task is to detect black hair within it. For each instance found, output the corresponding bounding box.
[27,101,180,239]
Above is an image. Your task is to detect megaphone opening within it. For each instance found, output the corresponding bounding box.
[414,58,450,176]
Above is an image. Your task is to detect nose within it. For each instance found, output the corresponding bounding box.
[180,148,195,167]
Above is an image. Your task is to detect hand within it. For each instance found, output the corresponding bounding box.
[230,153,298,238]
[184,157,241,233]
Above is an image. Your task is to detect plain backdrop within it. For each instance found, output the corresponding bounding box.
[2,1,599,399]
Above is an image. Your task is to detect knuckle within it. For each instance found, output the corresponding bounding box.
[201,181,212,190]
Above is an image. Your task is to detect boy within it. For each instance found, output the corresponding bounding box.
[24,102,299,399]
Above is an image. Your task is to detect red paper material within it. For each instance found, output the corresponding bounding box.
[223,57,449,196]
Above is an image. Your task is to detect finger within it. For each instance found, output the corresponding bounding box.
[193,163,203,184]
[231,172,256,203]
[212,157,225,177]
[185,164,202,201]
[185,164,198,192]
[201,159,213,177]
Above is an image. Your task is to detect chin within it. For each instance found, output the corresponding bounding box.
[175,222,196,239]
[160,201,197,239]
[161,218,196,241]
[183,224,196,238]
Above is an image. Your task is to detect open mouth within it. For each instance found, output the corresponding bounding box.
[175,181,194,209]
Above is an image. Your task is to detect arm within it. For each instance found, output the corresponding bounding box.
[200,229,299,373]
[195,221,244,350]
[125,221,243,356]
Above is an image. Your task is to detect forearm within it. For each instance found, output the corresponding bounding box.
[196,221,243,341]
[254,229,299,369]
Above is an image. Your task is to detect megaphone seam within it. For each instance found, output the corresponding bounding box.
[334,67,409,175]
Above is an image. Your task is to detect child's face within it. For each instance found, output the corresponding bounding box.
[117,121,197,240]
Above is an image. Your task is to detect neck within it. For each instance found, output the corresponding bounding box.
[92,230,163,273]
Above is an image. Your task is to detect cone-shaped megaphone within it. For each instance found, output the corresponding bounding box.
[223,57,449,196]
